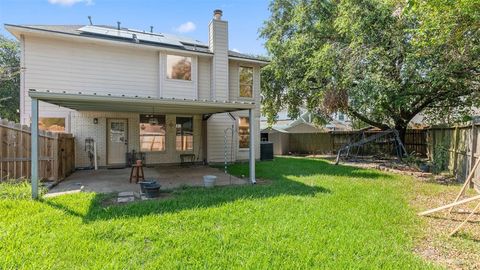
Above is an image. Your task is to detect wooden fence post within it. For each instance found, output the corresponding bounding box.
[452,126,460,176]
[469,120,478,188]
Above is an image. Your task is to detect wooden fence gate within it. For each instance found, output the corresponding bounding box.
[0,118,75,182]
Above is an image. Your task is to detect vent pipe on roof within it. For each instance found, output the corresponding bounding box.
[132,34,139,43]
[117,21,121,30]
[150,26,153,33]
[87,16,93,25]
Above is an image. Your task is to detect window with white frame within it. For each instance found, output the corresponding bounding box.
[139,114,166,152]
[239,66,253,98]
[166,54,192,80]
[176,117,193,151]
[238,117,250,149]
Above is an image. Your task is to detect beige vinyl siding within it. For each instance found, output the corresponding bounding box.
[71,112,203,167]
[206,63,261,162]
[209,20,229,101]
[19,24,263,166]
[198,56,211,100]
[159,52,198,99]
[23,35,159,120]
[228,61,239,101]
[268,131,290,155]
[228,60,258,103]
[70,111,140,168]
[206,111,261,163]
[206,113,235,163]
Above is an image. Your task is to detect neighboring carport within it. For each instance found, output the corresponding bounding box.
[29,89,257,199]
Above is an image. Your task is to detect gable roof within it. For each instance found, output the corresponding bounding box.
[5,24,269,63]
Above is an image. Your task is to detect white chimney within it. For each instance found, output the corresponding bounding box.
[209,9,229,101]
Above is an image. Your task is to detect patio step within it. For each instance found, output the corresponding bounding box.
[117,191,136,203]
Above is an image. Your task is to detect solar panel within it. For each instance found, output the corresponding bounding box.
[161,33,207,47]
[78,25,184,47]
[127,28,207,47]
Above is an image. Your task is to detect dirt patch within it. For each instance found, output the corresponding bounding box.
[314,155,459,185]
[254,178,272,185]
[412,185,480,270]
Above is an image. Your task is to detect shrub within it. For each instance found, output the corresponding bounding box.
[432,141,449,174]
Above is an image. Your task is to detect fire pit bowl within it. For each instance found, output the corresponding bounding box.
[138,180,158,193]
[144,183,161,198]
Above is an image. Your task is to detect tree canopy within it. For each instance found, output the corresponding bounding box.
[0,35,20,122]
[260,0,480,139]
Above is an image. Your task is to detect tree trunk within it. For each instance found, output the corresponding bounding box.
[394,122,408,156]
[395,124,407,145]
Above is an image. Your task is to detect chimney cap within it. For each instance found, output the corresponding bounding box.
[213,9,223,20]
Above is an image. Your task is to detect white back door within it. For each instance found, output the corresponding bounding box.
[107,118,128,165]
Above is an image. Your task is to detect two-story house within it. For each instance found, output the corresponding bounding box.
[6,10,267,184]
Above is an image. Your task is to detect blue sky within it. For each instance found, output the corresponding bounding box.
[0,0,270,55]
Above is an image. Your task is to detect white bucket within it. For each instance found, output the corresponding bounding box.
[203,175,217,188]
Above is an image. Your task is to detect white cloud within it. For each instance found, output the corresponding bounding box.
[174,21,196,33]
[232,48,241,53]
[48,0,93,6]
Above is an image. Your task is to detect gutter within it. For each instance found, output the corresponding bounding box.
[28,90,256,110]
[228,56,270,65]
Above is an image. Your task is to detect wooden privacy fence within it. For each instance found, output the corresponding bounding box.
[0,118,75,182]
[427,120,480,185]
[281,121,480,184]
[288,129,428,156]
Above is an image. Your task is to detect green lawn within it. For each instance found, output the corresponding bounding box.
[0,157,437,269]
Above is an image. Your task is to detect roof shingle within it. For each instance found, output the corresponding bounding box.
[8,24,268,62]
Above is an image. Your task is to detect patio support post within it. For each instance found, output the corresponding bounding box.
[31,97,39,199]
[249,109,256,184]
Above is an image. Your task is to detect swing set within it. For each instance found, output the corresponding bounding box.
[419,158,480,236]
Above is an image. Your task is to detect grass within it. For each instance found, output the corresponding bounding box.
[0,157,439,269]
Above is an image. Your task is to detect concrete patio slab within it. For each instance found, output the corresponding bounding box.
[47,165,247,195]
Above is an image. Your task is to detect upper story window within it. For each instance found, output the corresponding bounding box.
[39,117,65,132]
[239,66,253,98]
[139,114,166,152]
[167,55,192,81]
